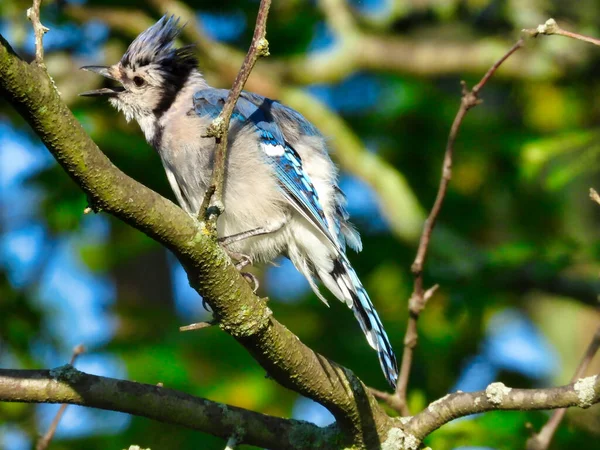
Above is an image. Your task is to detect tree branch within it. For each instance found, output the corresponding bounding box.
[36,345,86,450]
[202,0,271,220]
[523,18,600,47]
[26,0,48,65]
[0,18,392,449]
[287,0,553,85]
[527,325,600,450]
[4,368,600,450]
[0,367,336,450]
[6,6,600,447]
[405,378,600,442]
[385,38,525,416]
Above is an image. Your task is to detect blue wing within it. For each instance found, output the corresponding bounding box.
[193,89,338,248]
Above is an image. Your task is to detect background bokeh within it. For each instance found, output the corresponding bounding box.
[2,0,600,449]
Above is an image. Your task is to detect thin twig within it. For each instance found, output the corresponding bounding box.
[523,18,600,47]
[197,184,216,220]
[526,325,600,450]
[200,0,272,223]
[26,0,49,66]
[387,39,525,416]
[36,345,85,450]
[179,320,216,332]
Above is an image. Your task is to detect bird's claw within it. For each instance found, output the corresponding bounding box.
[220,248,258,292]
[241,271,260,293]
[235,254,253,270]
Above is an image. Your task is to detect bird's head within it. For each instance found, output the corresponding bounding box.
[80,15,198,124]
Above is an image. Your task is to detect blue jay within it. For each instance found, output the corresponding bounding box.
[81,15,398,388]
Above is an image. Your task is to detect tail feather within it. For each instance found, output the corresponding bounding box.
[325,255,399,388]
[289,240,398,388]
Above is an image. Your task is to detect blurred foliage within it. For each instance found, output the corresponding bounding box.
[2,0,600,449]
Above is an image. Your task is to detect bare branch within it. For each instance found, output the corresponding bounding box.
[179,320,216,332]
[384,39,525,416]
[523,18,600,47]
[0,368,335,450]
[35,345,86,450]
[406,378,600,442]
[202,0,272,221]
[526,325,600,450]
[26,0,49,65]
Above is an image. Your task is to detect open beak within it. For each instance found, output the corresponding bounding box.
[79,65,125,97]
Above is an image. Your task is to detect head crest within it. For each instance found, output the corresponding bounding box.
[121,15,197,74]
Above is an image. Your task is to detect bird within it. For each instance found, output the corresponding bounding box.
[80,15,398,388]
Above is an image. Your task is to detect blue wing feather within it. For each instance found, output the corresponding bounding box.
[193,89,337,247]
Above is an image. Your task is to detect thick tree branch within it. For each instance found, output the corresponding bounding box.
[4,368,599,450]
[0,26,390,449]
[0,367,336,450]
[6,7,600,447]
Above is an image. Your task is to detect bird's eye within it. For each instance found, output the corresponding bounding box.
[133,76,145,87]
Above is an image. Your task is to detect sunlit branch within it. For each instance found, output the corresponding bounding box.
[405,378,600,441]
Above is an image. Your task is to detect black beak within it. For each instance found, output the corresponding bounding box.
[79,65,124,97]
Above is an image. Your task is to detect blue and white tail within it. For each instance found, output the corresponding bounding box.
[317,254,399,388]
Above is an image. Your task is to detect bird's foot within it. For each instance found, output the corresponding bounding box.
[240,272,260,293]
[220,246,259,293]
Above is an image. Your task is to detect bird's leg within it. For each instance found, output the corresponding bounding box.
[218,215,289,293]
[241,272,260,293]
[218,224,281,246]
[218,212,290,246]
